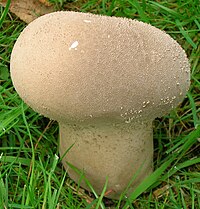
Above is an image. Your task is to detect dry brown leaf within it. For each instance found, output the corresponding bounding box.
[65,181,94,204]
[153,184,170,199]
[0,0,55,23]
[39,0,52,7]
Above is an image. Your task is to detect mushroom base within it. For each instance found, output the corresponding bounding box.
[59,121,153,199]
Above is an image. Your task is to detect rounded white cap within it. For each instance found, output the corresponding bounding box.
[11,11,190,123]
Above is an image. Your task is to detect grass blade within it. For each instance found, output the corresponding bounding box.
[0,0,11,28]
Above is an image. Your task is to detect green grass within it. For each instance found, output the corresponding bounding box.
[0,0,200,208]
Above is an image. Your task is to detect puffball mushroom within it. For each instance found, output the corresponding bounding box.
[10,11,190,199]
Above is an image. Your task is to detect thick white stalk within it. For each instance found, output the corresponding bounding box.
[59,121,153,199]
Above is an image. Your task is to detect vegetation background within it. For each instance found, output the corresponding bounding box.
[0,0,199,208]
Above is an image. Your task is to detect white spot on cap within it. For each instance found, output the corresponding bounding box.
[69,41,79,50]
[125,118,131,123]
[83,19,92,23]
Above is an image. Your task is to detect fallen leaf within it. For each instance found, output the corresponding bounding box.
[0,0,55,23]
[153,184,170,199]
[39,0,52,7]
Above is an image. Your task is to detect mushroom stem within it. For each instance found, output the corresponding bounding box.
[59,120,153,199]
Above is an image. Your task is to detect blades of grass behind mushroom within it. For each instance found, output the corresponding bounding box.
[0,0,10,28]
[122,125,200,208]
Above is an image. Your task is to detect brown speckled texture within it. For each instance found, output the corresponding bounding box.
[10,11,190,199]
[10,11,190,123]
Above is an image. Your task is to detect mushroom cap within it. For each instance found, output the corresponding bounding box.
[10,11,190,123]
